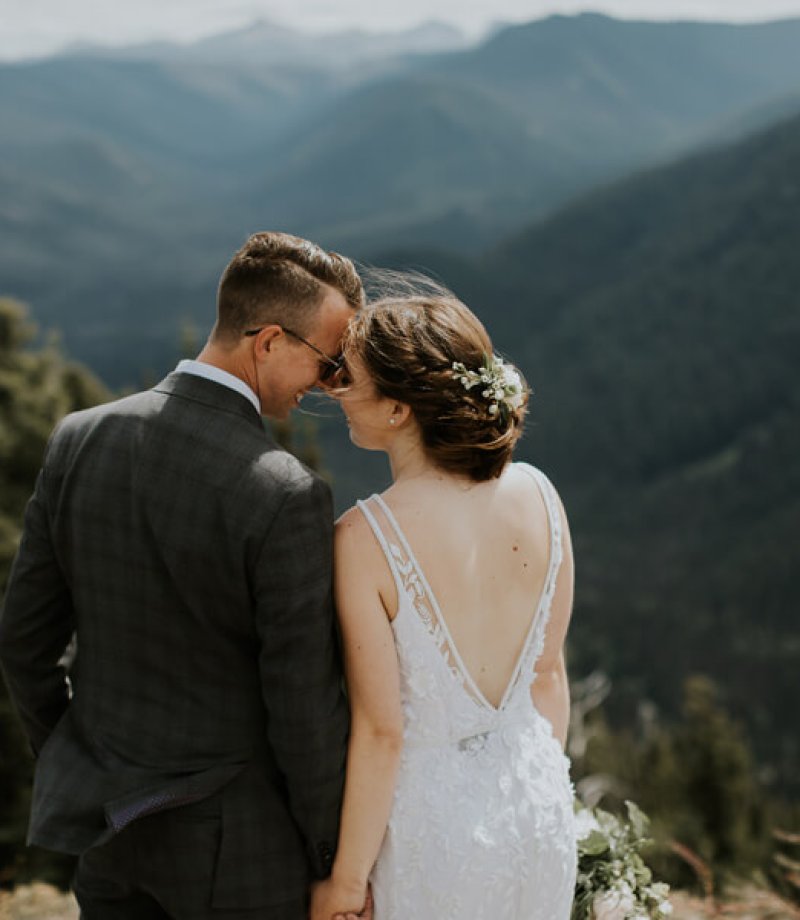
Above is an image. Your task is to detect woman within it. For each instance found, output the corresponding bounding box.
[311,291,577,920]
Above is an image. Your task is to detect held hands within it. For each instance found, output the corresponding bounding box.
[309,878,373,920]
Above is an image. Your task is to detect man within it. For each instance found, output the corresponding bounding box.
[0,232,365,918]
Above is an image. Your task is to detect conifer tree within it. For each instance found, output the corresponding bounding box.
[0,298,110,882]
[675,675,769,874]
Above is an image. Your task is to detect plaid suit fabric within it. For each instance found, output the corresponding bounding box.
[0,372,349,911]
[75,786,308,919]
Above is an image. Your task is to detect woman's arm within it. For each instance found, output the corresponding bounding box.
[310,507,404,920]
[531,492,574,747]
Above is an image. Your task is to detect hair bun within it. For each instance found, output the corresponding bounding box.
[343,287,528,481]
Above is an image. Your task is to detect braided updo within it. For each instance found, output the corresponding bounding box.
[342,291,528,482]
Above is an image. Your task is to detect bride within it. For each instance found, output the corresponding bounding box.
[311,289,577,920]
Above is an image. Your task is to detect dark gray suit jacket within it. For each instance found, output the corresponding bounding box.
[0,372,349,910]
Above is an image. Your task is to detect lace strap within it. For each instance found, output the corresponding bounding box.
[368,494,492,710]
[499,464,564,706]
[523,465,563,602]
[356,496,443,627]
[355,497,405,591]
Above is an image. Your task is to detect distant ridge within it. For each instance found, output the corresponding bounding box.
[249,12,800,253]
[63,18,470,68]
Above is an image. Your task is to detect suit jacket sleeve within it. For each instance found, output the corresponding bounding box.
[0,446,75,756]
[252,473,349,879]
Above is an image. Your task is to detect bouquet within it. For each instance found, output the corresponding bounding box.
[572,801,672,920]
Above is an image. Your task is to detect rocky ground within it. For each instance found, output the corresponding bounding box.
[0,883,798,919]
[669,886,800,919]
[0,885,77,920]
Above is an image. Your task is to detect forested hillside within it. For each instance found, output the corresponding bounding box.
[352,111,800,795]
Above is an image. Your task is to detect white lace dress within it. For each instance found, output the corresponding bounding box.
[356,462,576,920]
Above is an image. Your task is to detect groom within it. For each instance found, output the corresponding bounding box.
[0,232,365,918]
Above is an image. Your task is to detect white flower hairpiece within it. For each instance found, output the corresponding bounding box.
[451,353,527,422]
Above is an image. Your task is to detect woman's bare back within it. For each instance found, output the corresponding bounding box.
[379,462,555,708]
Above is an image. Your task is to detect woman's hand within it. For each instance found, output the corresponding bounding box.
[309,877,371,920]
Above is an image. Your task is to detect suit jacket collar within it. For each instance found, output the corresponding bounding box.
[154,372,265,431]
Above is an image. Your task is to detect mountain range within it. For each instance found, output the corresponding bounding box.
[3,14,800,379]
[69,19,470,68]
[253,14,800,250]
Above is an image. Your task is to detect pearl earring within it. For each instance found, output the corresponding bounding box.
[389,418,396,426]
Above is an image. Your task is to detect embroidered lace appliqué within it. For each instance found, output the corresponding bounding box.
[380,516,486,709]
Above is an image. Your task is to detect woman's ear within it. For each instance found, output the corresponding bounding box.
[389,402,412,428]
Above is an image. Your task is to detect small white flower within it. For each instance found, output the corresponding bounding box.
[451,353,529,419]
[592,883,636,920]
[574,808,601,838]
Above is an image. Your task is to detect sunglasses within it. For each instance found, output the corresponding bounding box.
[244,325,344,383]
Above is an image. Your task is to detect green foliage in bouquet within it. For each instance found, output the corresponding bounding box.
[572,801,672,920]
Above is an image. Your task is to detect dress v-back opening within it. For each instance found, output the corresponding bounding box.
[357,463,561,713]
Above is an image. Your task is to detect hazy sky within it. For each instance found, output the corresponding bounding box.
[2,0,800,60]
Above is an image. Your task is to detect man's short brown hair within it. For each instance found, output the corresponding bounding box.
[213,231,364,343]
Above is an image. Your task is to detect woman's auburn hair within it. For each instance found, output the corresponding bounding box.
[342,293,528,482]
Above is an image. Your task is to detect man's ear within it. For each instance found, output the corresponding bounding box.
[253,325,283,357]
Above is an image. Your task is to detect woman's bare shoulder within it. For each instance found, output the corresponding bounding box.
[335,503,374,546]
[335,502,398,618]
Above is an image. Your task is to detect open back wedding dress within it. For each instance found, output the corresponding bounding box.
[356,462,576,920]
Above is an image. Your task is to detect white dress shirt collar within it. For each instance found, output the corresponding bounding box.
[175,359,260,415]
